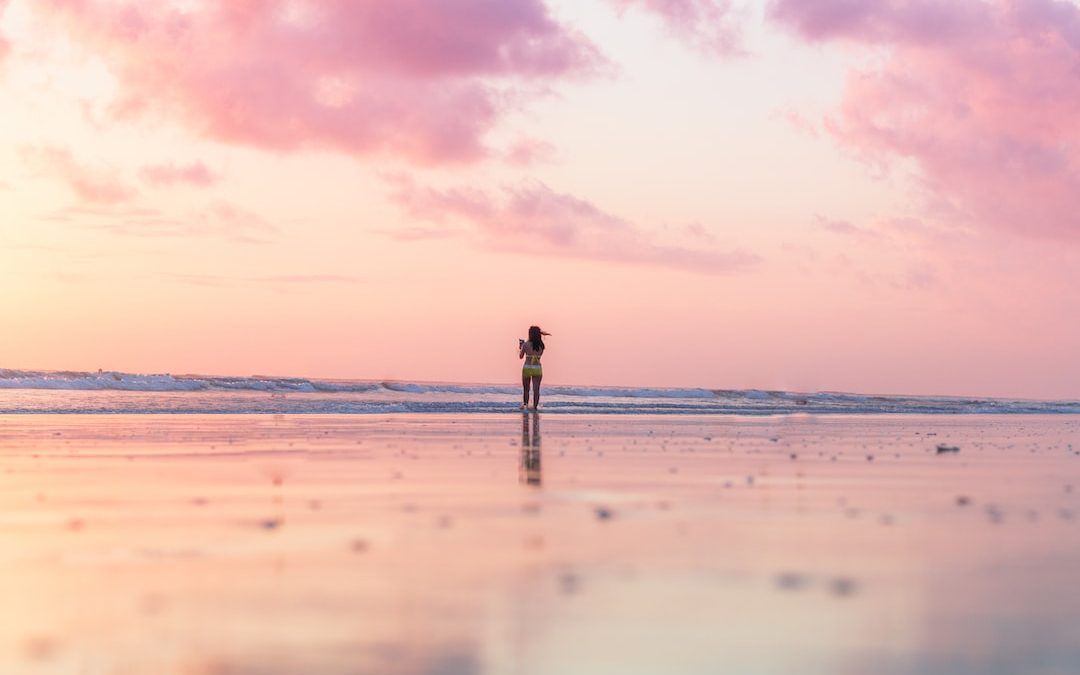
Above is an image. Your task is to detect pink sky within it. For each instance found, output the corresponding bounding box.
[2,0,1079,399]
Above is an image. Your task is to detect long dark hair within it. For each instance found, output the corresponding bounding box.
[528,326,545,352]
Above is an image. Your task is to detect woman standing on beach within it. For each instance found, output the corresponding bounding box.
[519,326,548,410]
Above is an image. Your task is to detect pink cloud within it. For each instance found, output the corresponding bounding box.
[139,161,217,187]
[771,0,1080,240]
[609,0,742,54]
[387,175,759,273]
[19,145,135,204]
[38,0,603,164]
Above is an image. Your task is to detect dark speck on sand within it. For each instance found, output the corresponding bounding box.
[829,578,858,597]
[558,572,580,594]
[775,572,810,591]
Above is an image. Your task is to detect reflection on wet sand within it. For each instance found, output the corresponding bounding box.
[0,414,1078,674]
[520,412,542,486]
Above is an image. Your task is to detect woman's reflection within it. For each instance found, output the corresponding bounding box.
[519,411,542,486]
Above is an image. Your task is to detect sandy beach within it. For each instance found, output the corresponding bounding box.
[0,413,1077,674]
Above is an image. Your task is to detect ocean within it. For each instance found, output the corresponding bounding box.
[1,368,1077,415]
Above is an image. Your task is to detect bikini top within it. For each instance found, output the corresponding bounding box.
[524,349,543,365]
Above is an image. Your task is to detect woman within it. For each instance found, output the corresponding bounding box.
[519,326,548,410]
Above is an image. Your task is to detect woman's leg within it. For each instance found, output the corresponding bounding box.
[531,374,542,409]
[522,373,530,407]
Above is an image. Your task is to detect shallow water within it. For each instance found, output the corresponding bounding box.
[0,414,1077,674]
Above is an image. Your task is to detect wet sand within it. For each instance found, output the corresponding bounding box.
[0,413,1077,675]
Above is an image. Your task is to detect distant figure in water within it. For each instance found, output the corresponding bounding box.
[519,326,549,410]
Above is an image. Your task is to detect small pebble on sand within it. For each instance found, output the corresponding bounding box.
[775,572,810,591]
[558,572,580,594]
[829,577,858,597]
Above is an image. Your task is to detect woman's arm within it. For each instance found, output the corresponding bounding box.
[519,341,526,360]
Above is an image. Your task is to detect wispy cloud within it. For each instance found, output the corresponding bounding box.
[41,202,277,243]
[385,175,759,274]
[375,225,463,243]
[608,0,744,55]
[139,161,217,188]
[19,145,135,204]
[815,214,880,239]
[774,108,821,137]
[893,264,939,291]
[37,0,604,165]
[160,273,362,289]
[503,138,558,166]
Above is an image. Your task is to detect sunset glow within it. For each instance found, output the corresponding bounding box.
[3,0,1079,398]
